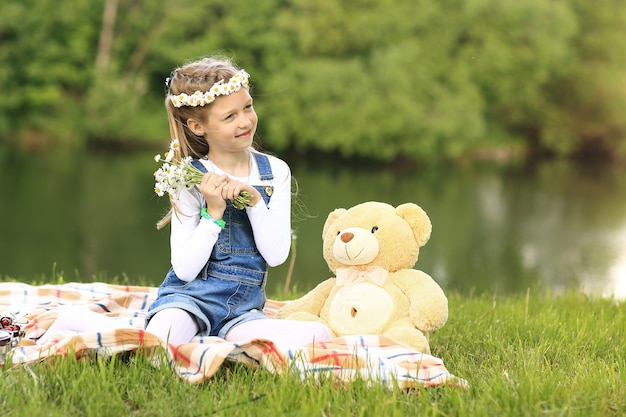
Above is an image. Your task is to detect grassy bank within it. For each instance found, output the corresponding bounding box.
[2,289,625,416]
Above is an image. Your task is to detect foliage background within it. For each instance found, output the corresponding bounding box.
[1,0,625,163]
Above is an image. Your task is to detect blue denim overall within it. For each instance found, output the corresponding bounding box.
[145,153,274,338]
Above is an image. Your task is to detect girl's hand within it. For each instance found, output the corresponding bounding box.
[199,173,230,219]
[220,180,262,206]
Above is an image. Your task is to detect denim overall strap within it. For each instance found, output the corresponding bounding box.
[252,153,273,181]
[191,159,207,173]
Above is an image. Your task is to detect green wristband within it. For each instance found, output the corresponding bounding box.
[201,207,226,228]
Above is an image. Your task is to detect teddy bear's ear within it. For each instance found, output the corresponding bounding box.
[322,208,346,238]
[395,203,432,247]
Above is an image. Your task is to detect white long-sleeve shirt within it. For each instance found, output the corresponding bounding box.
[169,152,292,281]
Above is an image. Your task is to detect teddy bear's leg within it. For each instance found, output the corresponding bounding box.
[384,327,430,354]
[281,311,328,324]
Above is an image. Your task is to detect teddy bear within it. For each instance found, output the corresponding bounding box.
[276,201,448,353]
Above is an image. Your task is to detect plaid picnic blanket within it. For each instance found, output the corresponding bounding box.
[1,282,467,389]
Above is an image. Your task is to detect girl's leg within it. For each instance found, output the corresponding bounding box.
[145,308,200,344]
[225,319,332,348]
[36,309,126,345]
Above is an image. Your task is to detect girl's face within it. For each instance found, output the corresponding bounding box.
[192,88,258,155]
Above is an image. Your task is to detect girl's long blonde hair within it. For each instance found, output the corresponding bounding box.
[157,56,247,229]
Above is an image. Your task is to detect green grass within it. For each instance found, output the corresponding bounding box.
[2,288,625,417]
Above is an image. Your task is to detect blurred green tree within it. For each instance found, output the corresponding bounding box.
[1,0,624,162]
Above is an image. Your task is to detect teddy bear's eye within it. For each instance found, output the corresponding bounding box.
[337,231,341,236]
[371,226,378,233]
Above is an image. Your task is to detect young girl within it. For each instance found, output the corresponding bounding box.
[145,56,331,347]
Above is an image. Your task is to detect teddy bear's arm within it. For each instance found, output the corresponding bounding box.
[275,278,336,319]
[393,270,448,332]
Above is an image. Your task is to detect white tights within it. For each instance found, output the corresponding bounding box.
[145,308,200,344]
[36,309,134,345]
[225,318,333,348]
[146,307,333,347]
[37,307,333,348]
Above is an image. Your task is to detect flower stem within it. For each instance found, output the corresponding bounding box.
[231,190,252,210]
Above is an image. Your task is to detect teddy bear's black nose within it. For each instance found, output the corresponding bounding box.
[351,307,358,318]
[341,232,354,243]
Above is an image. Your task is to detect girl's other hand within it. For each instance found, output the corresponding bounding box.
[220,180,262,206]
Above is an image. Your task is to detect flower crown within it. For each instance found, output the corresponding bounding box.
[168,69,250,108]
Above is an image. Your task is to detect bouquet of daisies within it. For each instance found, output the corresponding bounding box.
[153,139,251,209]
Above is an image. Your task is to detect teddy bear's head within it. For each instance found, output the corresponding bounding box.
[322,201,432,273]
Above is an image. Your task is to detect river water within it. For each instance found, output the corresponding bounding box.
[1,146,625,299]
